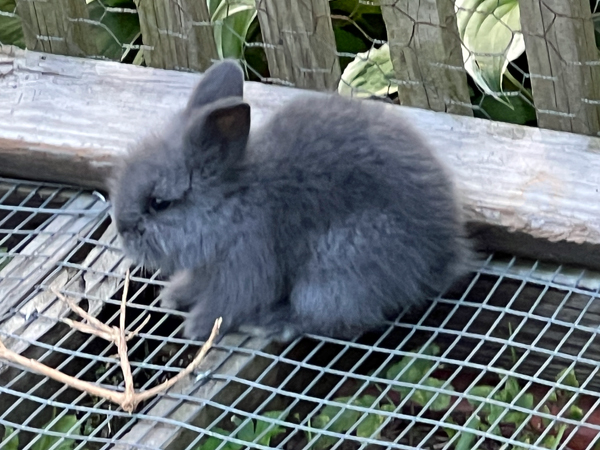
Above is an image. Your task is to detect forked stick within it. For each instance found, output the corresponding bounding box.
[0,269,221,413]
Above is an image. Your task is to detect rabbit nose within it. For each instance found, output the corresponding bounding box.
[117,217,145,235]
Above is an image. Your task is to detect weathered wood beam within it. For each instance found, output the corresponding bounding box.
[2,48,600,254]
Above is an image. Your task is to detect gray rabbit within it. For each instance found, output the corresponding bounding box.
[109,60,471,342]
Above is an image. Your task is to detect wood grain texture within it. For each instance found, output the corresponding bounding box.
[255,0,341,90]
[519,0,600,135]
[15,0,96,57]
[380,0,472,116]
[2,48,600,250]
[134,0,217,71]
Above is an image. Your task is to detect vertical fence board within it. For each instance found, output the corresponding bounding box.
[255,0,341,91]
[380,0,472,116]
[15,0,96,57]
[135,0,217,71]
[519,0,600,135]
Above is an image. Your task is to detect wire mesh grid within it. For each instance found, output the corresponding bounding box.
[1,176,600,450]
[3,0,600,131]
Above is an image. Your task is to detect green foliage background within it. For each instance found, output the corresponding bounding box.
[2,0,600,126]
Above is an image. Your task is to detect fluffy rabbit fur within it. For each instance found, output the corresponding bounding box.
[110,60,470,342]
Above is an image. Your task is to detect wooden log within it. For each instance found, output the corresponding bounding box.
[519,0,600,135]
[15,0,96,57]
[255,0,341,90]
[380,0,473,116]
[134,0,217,71]
[2,48,600,255]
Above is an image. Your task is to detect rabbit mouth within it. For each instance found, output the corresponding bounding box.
[117,231,163,270]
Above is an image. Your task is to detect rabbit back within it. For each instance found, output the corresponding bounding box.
[242,94,468,338]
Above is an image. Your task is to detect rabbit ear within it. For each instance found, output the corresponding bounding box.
[187,60,244,110]
[185,97,251,169]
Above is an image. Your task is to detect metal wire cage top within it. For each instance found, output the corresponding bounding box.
[1,176,600,450]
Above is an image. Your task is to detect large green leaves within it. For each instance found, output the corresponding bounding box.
[31,415,79,450]
[87,0,140,62]
[455,0,524,97]
[196,411,287,450]
[209,0,256,60]
[2,427,18,450]
[311,395,393,449]
[338,44,396,98]
[0,0,24,48]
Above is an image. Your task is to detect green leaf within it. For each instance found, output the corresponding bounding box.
[473,93,536,124]
[556,368,579,389]
[312,396,383,449]
[32,415,78,450]
[330,0,384,43]
[515,393,534,410]
[356,412,383,439]
[333,27,368,55]
[541,435,558,450]
[541,405,552,428]
[386,346,449,409]
[467,385,495,414]
[503,410,528,426]
[514,433,534,450]
[354,396,387,439]
[386,344,440,385]
[230,416,255,443]
[87,0,140,61]
[254,411,287,447]
[443,416,457,439]
[543,424,568,450]
[502,377,521,401]
[2,426,19,450]
[454,415,481,450]
[197,428,242,450]
[469,380,530,428]
[592,12,600,50]
[0,0,24,48]
[329,0,381,18]
[486,404,507,434]
[211,0,257,60]
[207,0,221,16]
[569,405,584,421]
[507,322,519,363]
[455,0,524,98]
[93,0,135,7]
[338,44,397,98]
[313,397,361,433]
[400,378,454,411]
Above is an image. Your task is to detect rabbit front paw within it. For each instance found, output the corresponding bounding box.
[160,269,204,311]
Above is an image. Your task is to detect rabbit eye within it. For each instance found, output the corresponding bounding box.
[148,197,172,214]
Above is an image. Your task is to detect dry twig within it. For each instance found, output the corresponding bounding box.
[0,269,221,413]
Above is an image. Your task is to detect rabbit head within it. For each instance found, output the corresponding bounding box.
[109,60,251,274]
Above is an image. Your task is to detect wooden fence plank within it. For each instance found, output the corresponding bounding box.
[4,49,600,254]
[380,0,472,116]
[15,0,96,57]
[134,0,217,71]
[519,0,600,135]
[255,0,341,91]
